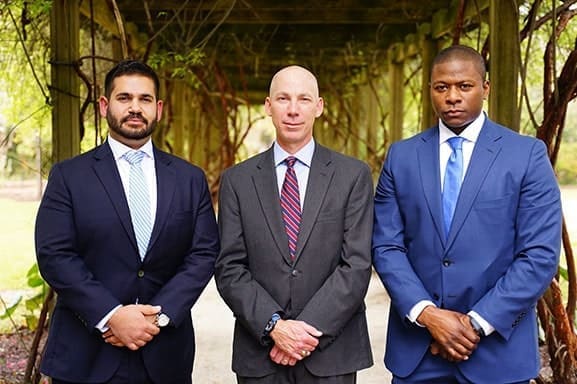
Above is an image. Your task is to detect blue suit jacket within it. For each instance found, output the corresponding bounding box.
[35,142,219,383]
[372,119,562,382]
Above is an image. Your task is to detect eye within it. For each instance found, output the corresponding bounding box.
[433,84,448,92]
[117,94,129,102]
[460,83,473,90]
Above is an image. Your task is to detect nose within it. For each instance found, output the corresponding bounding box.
[128,99,142,113]
[287,100,299,116]
[446,86,461,105]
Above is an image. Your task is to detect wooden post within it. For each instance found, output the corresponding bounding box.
[50,0,80,162]
[421,37,438,131]
[389,45,404,143]
[489,0,520,131]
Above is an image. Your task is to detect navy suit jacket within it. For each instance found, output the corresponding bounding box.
[35,142,219,383]
[372,119,562,382]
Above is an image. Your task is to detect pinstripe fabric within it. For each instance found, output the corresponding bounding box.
[280,157,301,260]
[125,150,152,260]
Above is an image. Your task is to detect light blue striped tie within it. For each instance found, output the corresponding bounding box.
[125,150,152,260]
[443,136,465,239]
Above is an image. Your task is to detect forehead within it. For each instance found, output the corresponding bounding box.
[270,68,318,96]
[431,59,483,82]
[110,74,156,95]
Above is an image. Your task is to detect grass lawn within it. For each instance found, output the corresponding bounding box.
[0,198,38,291]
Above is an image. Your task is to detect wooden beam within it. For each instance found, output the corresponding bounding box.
[489,0,520,131]
[51,0,80,162]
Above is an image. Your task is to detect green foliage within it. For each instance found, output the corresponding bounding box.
[148,50,206,89]
[0,264,47,331]
[555,141,577,185]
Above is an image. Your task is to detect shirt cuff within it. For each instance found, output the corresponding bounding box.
[95,305,122,332]
[407,300,436,326]
[468,310,495,336]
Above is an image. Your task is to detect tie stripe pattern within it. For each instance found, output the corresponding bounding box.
[280,156,301,260]
[125,150,152,260]
[442,136,465,238]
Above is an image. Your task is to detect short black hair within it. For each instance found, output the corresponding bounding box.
[432,45,487,80]
[103,60,160,99]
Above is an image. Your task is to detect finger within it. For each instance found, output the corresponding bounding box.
[136,304,162,315]
[288,357,298,366]
[302,322,323,337]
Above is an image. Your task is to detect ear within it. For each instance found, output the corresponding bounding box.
[264,96,272,116]
[98,96,109,117]
[315,97,324,118]
[156,100,164,121]
[482,80,490,100]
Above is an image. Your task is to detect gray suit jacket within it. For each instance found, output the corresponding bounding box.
[215,143,374,377]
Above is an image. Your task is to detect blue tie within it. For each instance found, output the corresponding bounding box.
[443,136,465,238]
[125,150,152,260]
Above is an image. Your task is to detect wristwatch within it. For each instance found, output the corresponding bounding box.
[468,315,485,337]
[263,313,281,337]
[155,312,170,328]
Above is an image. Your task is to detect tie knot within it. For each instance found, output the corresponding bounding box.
[125,150,146,165]
[447,136,465,151]
[285,156,297,169]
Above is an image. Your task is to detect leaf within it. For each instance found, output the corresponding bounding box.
[0,296,22,319]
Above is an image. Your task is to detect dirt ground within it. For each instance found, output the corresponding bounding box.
[191,276,392,383]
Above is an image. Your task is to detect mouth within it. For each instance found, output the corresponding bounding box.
[443,110,465,118]
[283,122,303,129]
[122,115,147,126]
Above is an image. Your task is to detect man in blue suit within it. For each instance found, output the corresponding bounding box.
[372,45,562,383]
[35,60,219,383]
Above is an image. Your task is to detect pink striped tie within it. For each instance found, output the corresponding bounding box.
[280,157,301,260]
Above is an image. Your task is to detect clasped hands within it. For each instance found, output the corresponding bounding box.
[101,304,161,351]
[417,306,481,363]
[269,319,323,366]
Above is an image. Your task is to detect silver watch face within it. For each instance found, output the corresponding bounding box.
[157,313,170,327]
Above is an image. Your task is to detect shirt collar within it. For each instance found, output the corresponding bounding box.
[273,139,315,168]
[108,135,154,161]
[438,111,485,144]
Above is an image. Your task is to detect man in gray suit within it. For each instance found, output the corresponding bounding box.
[215,65,374,384]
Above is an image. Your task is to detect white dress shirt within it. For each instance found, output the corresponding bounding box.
[273,139,315,210]
[95,135,158,332]
[408,112,495,336]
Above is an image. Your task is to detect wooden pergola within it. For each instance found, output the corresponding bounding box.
[50,0,521,175]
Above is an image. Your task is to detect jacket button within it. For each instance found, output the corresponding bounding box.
[433,294,440,300]
[137,270,145,278]
[291,270,298,277]
[442,260,451,267]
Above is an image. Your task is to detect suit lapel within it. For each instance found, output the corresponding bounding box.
[147,148,176,255]
[446,121,502,247]
[417,128,446,243]
[296,145,334,261]
[92,143,139,256]
[252,148,293,264]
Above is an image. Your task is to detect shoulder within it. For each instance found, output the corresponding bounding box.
[222,150,271,178]
[154,148,207,178]
[316,144,369,172]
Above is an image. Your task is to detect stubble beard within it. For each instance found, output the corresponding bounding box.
[107,112,157,141]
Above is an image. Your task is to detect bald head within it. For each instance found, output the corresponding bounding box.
[269,65,320,98]
[432,45,487,81]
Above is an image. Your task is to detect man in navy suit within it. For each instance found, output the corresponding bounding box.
[372,45,562,383]
[35,60,219,383]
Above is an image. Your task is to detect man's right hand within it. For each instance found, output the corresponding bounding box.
[417,306,480,362]
[104,304,161,350]
[270,319,322,361]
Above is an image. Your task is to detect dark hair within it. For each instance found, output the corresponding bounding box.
[432,45,487,80]
[103,60,160,98]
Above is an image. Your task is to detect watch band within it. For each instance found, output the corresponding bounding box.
[468,315,485,337]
